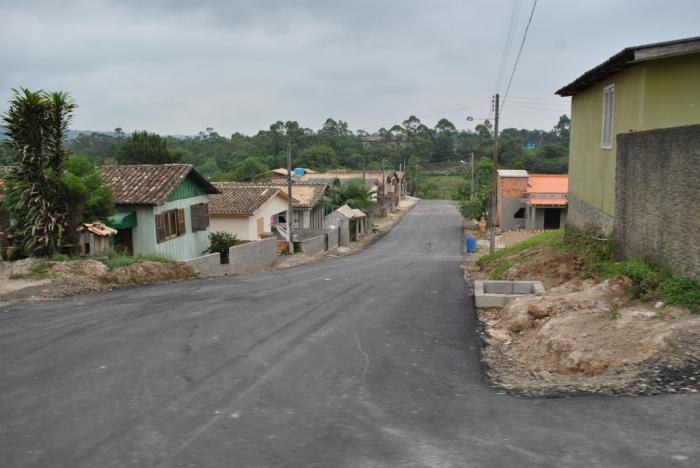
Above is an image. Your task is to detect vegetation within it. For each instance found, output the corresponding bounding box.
[478,228,700,313]
[59,115,569,195]
[1,88,115,257]
[323,179,374,212]
[204,231,239,259]
[115,131,180,165]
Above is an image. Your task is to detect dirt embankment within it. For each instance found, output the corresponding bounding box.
[0,259,195,305]
[464,228,700,396]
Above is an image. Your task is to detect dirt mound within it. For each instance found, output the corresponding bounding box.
[493,246,585,288]
[481,278,700,395]
[1,259,196,305]
[104,261,195,285]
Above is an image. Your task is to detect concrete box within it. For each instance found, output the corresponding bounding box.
[229,237,278,274]
[474,280,545,308]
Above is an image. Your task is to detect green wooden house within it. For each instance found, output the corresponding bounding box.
[100,164,219,261]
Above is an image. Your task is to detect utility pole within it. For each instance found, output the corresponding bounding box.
[470,152,475,199]
[286,133,294,255]
[489,94,500,254]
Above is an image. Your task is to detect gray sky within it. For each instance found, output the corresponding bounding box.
[1,0,698,135]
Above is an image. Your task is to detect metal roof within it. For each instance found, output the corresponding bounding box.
[556,36,700,96]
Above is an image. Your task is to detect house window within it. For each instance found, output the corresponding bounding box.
[155,208,186,243]
[190,203,209,232]
[601,84,615,149]
[513,208,525,219]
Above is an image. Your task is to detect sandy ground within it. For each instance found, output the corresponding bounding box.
[463,225,700,396]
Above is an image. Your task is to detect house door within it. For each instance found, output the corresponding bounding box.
[543,208,561,229]
[115,228,133,255]
[257,217,264,238]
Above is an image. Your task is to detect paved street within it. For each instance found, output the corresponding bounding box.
[1,200,699,468]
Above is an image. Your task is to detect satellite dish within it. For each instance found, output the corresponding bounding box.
[466,116,474,121]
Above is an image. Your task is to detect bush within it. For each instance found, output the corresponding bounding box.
[593,259,665,299]
[658,276,700,313]
[204,231,238,255]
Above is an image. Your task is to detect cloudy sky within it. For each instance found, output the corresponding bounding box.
[1,0,698,136]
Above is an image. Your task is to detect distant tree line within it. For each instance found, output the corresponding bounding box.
[61,114,570,194]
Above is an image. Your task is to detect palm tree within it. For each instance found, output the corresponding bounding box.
[323,178,374,213]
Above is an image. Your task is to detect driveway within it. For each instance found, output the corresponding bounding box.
[1,200,698,467]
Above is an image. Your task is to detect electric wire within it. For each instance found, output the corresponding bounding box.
[500,0,539,113]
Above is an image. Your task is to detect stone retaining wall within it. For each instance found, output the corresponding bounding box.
[614,124,700,281]
[229,238,278,274]
[299,234,325,256]
[185,253,222,277]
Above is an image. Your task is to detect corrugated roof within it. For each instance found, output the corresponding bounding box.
[99,164,218,205]
[220,181,326,209]
[527,174,568,194]
[210,183,287,216]
[556,36,700,96]
[497,169,529,178]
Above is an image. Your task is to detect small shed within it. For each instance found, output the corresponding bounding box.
[77,221,117,255]
[326,204,368,244]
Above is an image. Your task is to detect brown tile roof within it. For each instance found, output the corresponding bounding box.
[210,183,288,216]
[99,164,218,205]
[220,182,327,209]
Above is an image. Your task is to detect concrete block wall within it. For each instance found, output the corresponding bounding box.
[229,237,278,274]
[325,212,350,247]
[567,195,615,235]
[325,226,339,251]
[299,234,325,256]
[185,253,221,276]
[614,124,700,281]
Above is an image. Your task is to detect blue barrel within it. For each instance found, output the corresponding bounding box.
[294,167,305,176]
[466,237,477,253]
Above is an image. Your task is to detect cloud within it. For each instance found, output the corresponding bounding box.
[1,0,698,135]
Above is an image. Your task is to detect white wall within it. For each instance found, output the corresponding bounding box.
[211,194,288,241]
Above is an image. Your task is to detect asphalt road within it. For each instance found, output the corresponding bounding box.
[1,200,699,468]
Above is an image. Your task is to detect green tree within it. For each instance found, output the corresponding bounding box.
[232,156,268,181]
[61,155,115,252]
[323,179,374,212]
[1,88,75,256]
[116,131,179,165]
[296,144,338,170]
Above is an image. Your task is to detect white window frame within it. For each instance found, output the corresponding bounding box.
[601,84,615,149]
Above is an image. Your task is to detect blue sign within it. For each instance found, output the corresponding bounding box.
[524,142,535,150]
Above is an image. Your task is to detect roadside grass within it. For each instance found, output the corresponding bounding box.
[477,229,565,268]
[477,226,700,313]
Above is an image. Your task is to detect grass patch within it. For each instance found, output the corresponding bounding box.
[489,258,525,279]
[96,253,174,270]
[8,260,53,280]
[477,229,565,268]
[658,276,700,313]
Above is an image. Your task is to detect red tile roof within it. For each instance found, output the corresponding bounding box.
[99,164,218,205]
[527,174,568,194]
[210,183,288,216]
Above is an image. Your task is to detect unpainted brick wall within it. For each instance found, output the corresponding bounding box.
[614,124,700,281]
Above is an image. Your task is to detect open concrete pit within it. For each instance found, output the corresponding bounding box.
[474,280,545,308]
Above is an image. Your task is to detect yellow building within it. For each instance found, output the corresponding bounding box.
[556,36,700,233]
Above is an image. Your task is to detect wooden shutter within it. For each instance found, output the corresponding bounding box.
[155,213,166,243]
[177,208,186,236]
[203,203,209,227]
[190,204,201,231]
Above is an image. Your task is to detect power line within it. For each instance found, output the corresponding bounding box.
[500,0,538,113]
[495,0,522,93]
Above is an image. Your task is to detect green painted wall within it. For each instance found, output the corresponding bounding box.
[569,53,700,216]
[169,175,207,202]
